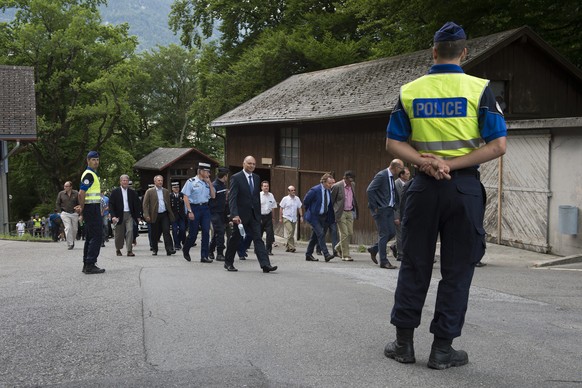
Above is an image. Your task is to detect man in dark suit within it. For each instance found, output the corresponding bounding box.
[304,173,336,262]
[366,159,404,269]
[223,156,278,273]
[109,174,142,256]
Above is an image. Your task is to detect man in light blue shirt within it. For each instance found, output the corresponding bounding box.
[182,162,216,263]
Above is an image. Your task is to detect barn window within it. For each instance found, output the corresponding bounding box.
[278,127,300,168]
[489,80,508,113]
[170,168,189,177]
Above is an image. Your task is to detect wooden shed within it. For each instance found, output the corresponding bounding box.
[133,147,221,194]
[211,27,582,255]
[0,65,37,235]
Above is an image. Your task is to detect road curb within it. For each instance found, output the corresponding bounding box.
[533,254,582,268]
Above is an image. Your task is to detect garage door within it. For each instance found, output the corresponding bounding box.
[480,132,551,253]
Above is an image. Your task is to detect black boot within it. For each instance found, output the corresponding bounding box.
[427,337,468,370]
[384,328,415,363]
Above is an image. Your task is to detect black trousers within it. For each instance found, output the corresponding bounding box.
[225,217,271,268]
[210,212,226,255]
[151,212,174,254]
[260,213,274,251]
[82,204,102,264]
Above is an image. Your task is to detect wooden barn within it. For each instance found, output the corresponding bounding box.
[0,65,36,235]
[133,147,221,194]
[211,27,582,256]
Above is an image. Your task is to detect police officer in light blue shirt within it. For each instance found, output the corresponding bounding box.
[181,162,216,262]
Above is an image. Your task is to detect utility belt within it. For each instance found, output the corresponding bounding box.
[421,167,480,179]
[192,202,208,207]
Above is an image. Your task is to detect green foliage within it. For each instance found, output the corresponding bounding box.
[0,0,138,217]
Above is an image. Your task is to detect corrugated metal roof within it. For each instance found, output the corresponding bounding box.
[211,28,523,127]
[0,65,37,140]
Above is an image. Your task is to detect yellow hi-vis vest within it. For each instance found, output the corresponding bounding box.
[81,169,101,204]
[400,72,489,158]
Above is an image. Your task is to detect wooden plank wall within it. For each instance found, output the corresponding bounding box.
[226,115,397,246]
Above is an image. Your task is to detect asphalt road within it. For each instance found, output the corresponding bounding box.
[1,238,581,387]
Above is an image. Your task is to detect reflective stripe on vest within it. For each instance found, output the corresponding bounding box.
[82,169,101,204]
[400,73,489,158]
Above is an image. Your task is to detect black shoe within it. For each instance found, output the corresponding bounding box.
[168,250,176,255]
[152,251,158,256]
[262,265,278,273]
[83,264,105,274]
[384,329,415,363]
[390,244,397,258]
[167,251,172,256]
[427,343,468,370]
[475,261,487,267]
[215,254,226,262]
[324,254,335,262]
[116,250,122,256]
[183,251,191,262]
[333,250,339,257]
[380,263,398,269]
[367,247,378,264]
[101,243,105,247]
[68,245,74,250]
[201,257,213,263]
[224,264,238,272]
[267,250,274,256]
[306,254,319,262]
[208,252,215,260]
[316,251,322,256]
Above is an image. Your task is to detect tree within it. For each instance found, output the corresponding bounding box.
[130,44,198,148]
[0,0,138,202]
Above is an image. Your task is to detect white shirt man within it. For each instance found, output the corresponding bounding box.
[279,185,303,252]
[260,181,278,255]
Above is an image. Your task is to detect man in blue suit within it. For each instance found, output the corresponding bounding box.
[366,159,404,269]
[304,173,336,262]
[223,156,278,273]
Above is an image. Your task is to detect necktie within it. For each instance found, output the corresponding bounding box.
[248,174,254,192]
[389,176,395,207]
[323,189,329,213]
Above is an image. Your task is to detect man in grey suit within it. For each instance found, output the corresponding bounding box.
[366,159,404,269]
[223,156,278,273]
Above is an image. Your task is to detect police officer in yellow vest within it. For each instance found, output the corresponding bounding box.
[384,22,507,369]
[75,151,106,274]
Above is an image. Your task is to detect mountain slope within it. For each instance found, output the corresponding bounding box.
[100,0,181,52]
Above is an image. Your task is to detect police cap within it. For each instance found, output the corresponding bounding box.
[86,150,100,159]
[198,162,211,171]
[434,22,466,42]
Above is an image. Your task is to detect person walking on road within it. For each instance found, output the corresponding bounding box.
[109,174,142,257]
[279,185,303,253]
[260,181,277,256]
[331,170,358,260]
[182,162,216,263]
[383,22,507,370]
[143,175,176,256]
[303,173,335,263]
[223,156,278,273]
[56,181,80,250]
[366,159,403,270]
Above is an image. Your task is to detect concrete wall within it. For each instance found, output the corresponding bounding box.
[549,127,582,255]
